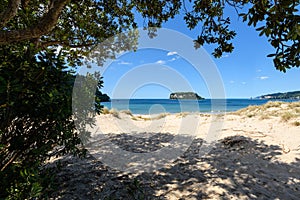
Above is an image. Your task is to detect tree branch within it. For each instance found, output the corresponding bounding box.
[0,0,22,28]
[40,40,96,49]
[21,0,30,9]
[0,0,70,45]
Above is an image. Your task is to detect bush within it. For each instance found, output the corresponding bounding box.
[0,45,83,199]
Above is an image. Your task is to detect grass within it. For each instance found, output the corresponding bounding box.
[292,121,300,126]
[288,101,300,109]
[233,101,300,121]
[109,108,119,118]
[263,101,283,108]
[101,107,110,114]
[246,113,255,118]
[155,113,169,119]
[176,112,189,118]
[295,108,300,114]
[102,103,300,123]
[281,112,294,122]
[131,115,150,121]
[100,107,120,118]
[120,110,133,116]
[259,114,270,120]
[131,113,169,121]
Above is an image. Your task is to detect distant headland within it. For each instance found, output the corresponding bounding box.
[256,91,300,100]
[169,92,204,100]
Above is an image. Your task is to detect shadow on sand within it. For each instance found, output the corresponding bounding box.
[45,133,300,199]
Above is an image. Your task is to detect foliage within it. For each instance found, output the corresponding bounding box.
[0,45,108,198]
[95,77,110,103]
[258,90,300,99]
[72,72,110,143]
[0,44,83,199]
[184,0,299,71]
[0,0,299,71]
[0,0,179,67]
[240,0,299,72]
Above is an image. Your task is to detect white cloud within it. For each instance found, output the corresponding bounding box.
[230,80,235,84]
[118,61,132,65]
[169,55,180,62]
[167,51,178,56]
[242,82,246,85]
[256,69,262,72]
[155,60,166,65]
[221,54,229,58]
[258,76,269,80]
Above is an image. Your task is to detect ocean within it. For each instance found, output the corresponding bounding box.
[101,99,298,115]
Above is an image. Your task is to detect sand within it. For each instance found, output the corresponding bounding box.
[47,101,300,199]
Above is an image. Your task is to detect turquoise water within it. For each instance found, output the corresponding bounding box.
[101,99,298,114]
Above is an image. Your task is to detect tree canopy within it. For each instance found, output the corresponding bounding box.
[0,0,299,71]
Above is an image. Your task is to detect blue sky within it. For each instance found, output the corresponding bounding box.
[82,5,300,99]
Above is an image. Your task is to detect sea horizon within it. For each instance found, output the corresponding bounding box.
[101,98,298,115]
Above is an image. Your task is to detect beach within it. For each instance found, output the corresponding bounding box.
[48,101,300,199]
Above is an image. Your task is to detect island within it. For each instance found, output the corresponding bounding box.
[169,92,204,100]
[257,91,300,100]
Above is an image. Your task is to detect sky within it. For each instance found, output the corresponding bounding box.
[79,4,300,99]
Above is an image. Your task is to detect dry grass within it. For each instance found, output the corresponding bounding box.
[259,114,270,120]
[176,112,189,118]
[233,105,260,116]
[233,101,300,121]
[120,110,133,116]
[101,108,132,118]
[155,113,169,119]
[281,112,295,122]
[292,121,300,126]
[246,113,255,118]
[131,116,138,121]
[108,109,119,118]
[131,115,150,121]
[101,107,110,114]
[131,113,169,121]
[295,108,300,114]
[263,101,283,108]
[287,101,300,109]
[199,113,211,117]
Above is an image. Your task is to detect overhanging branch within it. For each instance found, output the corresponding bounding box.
[40,40,96,49]
[0,0,22,28]
[0,0,70,45]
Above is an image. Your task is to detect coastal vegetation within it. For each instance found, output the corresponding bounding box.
[0,0,299,198]
[233,101,300,123]
[257,91,300,100]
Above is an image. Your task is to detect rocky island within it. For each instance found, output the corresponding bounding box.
[169,92,204,100]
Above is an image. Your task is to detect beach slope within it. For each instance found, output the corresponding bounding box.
[47,101,300,199]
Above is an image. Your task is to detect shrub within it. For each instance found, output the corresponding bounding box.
[0,46,84,199]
